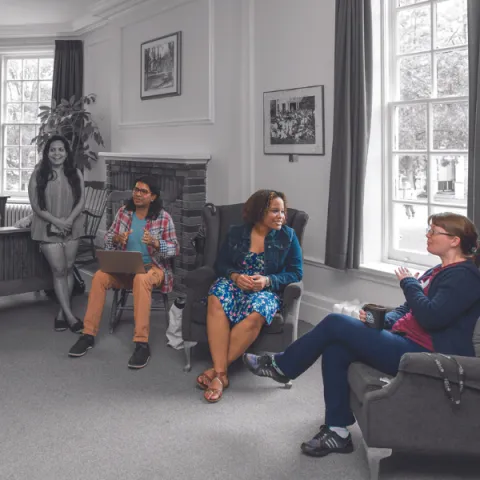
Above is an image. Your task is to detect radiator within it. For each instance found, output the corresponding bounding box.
[4,203,32,227]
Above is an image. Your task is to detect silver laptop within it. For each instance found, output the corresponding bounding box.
[96,250,146,274]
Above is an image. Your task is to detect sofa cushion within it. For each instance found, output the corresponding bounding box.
[348,362,392,406]
[473,317,480,357]
[191,298,285,333]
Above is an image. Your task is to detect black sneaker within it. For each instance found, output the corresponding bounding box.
[128,342,151,369]
[54,317,68,332]
[242,353,290,384]
[68,334,95,357]
[301,425,354,457]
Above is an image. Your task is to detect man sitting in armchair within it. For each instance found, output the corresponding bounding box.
[68,175,179,369]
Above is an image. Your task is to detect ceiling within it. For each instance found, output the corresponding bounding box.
[0,0,97,26]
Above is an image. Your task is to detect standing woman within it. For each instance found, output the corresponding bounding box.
[28,134,85,333]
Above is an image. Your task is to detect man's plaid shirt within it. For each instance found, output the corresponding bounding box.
[104,206,179,293]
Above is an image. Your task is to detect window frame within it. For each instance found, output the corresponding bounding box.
[383,0,469,267]
[0,50,54,199]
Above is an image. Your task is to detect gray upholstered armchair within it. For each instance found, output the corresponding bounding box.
[181,203,308,372]
[348,318,480,480]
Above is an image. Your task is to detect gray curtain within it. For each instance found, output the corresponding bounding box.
[324,0,373,270]
[468,1,480,227]
[52,40,83,105]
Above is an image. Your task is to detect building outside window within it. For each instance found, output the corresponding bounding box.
[1,55,54,197]
[384,0,468,266]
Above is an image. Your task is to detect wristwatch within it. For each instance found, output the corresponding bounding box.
[265,276,271,287]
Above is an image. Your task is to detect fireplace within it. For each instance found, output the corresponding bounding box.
[100,153,210,294]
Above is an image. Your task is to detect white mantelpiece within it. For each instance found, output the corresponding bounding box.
[99,152,211,165]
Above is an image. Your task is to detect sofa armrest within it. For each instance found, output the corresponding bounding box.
[398,352,480,389]
[184,266,216,289]
[283,281,303,305]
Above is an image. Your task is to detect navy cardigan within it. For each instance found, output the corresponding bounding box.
[385,260,480,356]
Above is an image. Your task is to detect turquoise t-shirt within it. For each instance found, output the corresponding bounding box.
[126,213,151,264]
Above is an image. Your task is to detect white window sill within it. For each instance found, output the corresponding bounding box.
[2,197,30,204]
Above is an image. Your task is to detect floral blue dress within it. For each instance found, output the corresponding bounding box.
[208,251,281,325]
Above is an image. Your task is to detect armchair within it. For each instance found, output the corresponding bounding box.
[348,317,480,480]
[181,203,308,372]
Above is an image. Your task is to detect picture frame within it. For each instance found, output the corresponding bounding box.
[263,85,325,156]
[141,31,182,100]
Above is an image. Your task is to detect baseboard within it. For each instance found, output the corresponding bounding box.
[300,291,338,325]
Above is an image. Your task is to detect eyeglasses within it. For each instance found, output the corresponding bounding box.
[133,187,151,196]
[425,227,455,237]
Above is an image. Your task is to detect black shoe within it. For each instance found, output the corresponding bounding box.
[301,425,354,457]
[68,318,84,334]
[242,353,290,384]
[128,342,151,369]
[68,334,95,357]
[54,317,68,332]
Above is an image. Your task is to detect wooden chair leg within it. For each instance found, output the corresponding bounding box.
[362,439,392,480]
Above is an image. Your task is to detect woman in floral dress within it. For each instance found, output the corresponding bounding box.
[196,190,304,403]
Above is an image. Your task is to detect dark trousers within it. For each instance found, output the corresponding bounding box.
[275,313,428,426]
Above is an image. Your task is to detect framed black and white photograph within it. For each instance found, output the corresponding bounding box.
[141,31,182,100]
[263,85,325,155]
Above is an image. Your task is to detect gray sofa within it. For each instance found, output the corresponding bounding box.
[348,318,480,480]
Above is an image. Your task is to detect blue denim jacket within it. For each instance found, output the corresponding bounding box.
[214,223,303,292]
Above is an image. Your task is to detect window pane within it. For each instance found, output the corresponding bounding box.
[21,147,36,169]
[20,170,34,191]
[39,58,54,80]
[23,81,38,102]
[394,155,427,202]
[436,0,468,49]
[399,54,431,100]
[432,102,468,150]
[23,59,38,80]
[23,104,38,123]
[6,170,20,192]
[431,205,467,217]
[396,104,427,150]
[5,147,20,168]
[398,5,431,54]
[6,59,22,80]
[436,49,468,97]
[6,81,22,101]
[431,154,467,206]
[5,125,20,145]
[21,125,36,146]
[39,81,52,102]
[397,0,424,6]
[6,104,22,122]
[393,202,428,253]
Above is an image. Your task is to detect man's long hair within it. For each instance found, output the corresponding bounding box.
[124,175,164,219]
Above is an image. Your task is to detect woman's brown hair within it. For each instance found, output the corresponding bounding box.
[242,189,288,225]
[429,212,479,260]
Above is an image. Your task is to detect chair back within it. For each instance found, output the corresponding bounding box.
[107,190,132,219]
[201,203,309,268]
[82,186,109,238]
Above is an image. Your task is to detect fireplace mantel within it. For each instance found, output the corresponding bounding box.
[99,152,211,165]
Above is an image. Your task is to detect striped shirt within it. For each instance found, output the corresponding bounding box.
[104,206,179,293]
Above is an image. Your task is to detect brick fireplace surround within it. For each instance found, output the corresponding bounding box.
[100,153,210,295]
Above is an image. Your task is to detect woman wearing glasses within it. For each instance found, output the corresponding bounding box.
[196,189,303,403]
[28,135,86,334]
[244,212,480,458]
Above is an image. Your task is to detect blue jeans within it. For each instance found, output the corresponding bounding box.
[275,313,429,426]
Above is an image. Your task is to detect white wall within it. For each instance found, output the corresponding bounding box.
[82,0,407,323]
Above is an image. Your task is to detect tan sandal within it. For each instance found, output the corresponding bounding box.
[196,368,215,390]
[204,371,229,403]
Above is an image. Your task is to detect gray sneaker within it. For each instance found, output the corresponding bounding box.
[242,353,290,384]
[301,425,354,457]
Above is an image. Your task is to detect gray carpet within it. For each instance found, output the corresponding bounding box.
[0,275,479,480]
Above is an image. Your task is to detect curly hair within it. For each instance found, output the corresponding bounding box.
[36,135,81,211]
[124,175,164,219]
[242,189,288,225]
[429,212,479,258]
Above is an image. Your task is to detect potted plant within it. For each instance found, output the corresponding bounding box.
[32,93,105,169]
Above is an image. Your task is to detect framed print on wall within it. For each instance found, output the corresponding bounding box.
[141,31,182,100]
[263,85,325,156]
